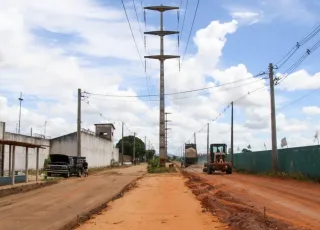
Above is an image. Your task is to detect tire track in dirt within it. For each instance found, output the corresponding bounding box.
[181,171,305,230]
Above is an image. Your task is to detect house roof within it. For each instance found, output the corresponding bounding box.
[94,123,116,130]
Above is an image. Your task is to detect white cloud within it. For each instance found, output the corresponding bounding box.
[225,0,318,26]
[0,0,319,156]
[302,106,320,115]
[230,11,263,25]
[277,70,320,91]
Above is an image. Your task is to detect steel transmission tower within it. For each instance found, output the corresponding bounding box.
[144,5,180,167]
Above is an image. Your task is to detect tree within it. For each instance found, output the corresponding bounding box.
[146,149,155,161]
[116,135,146,160]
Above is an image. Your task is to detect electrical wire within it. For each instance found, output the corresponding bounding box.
[275,24,320,69]
[276,39,320,85]
[181,0,200,65]
[120,0,153,106]
[277,87,320,111]
[83,76,263,98]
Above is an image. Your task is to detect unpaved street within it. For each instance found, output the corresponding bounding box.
[185,165,320,230]
[77,173,228,230]
[0,165,146,230]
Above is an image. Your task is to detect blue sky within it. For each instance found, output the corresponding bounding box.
[1,0,320,153]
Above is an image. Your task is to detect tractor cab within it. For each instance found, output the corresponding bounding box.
[210,143,227,164]
[203,143,232,174]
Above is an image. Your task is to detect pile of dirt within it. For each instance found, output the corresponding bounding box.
[182,172,299,230]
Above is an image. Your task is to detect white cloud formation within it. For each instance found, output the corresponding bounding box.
[302,106,320,115]
[0,0,319,156]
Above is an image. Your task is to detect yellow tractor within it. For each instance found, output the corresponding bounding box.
[203,143,232,174]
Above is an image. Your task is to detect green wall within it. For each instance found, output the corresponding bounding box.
[232,145,320,178]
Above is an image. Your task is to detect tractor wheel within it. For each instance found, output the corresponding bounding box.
[226,166,232,174]
[207,167,212,174]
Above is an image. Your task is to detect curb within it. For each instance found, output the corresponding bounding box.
[60,173,146,230]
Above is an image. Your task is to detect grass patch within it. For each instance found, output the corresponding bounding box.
[147,166,176,174]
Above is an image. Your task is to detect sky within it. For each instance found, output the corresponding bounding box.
[0,0,320,155]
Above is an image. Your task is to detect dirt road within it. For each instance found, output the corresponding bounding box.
[185,165,320,230]
[77,173,228,230]
[0,165,146,230]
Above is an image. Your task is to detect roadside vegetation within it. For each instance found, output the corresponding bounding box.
[147,157,176,173]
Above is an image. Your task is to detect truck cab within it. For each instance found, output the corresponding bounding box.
[203,143,232,174]
[45,154,86,178]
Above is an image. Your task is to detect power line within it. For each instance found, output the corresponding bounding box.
[83,75,264,98]
[277,87,320,111]
[181,0,200,64]
[275,24,320,69]
[120,0,153,106]
[179,0,188,45]
[276,39,320,85]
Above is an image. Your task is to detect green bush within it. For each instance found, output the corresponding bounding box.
[43,156,51,169]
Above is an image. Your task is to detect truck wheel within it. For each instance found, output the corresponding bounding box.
[226,166,232,174]
[77,169,82,177]
[203,167,207,173]
[64,171,70,178]
[207,167,212,174]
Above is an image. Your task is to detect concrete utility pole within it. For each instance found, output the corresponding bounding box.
[121,122,124,165]
[18,92,23,134]
[269,63,278,171]
[165,112,171,157]
[231,101,234,167]
[194,132,196,145]
[207,123,210,164]
[144,5,180,167]
[77,88,81,157]
[133,132,136,164]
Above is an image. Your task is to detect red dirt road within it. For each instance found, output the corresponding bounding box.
[77,174,227,230]
[186,166,320,230]
[0,165,146,230]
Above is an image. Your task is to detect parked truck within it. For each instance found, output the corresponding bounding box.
[45,154,86,178]
[184,143,198,167]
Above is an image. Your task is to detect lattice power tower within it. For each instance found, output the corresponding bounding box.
[144,5,180,166]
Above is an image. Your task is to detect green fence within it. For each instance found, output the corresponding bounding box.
[232,145,320,178]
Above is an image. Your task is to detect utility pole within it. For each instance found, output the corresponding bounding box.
[269,63,278,171]
[44,120,47,137]
[194,132,196,144]
[18,92,23,134]
[77,88,81,157]
[207,123,210,164]
[133,132,136,164]
[165,112,171,157]
[144,5,180,167]
[231,101,234,167]
[121,122,124,165]
[145,136,147,162]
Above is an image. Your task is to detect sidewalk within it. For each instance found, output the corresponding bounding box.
[77,173,228,230]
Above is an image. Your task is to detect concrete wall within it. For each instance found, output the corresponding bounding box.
[3,132,50,171]
[50,131,119,167]
[50,133,77,156]
[0,122,5,176]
